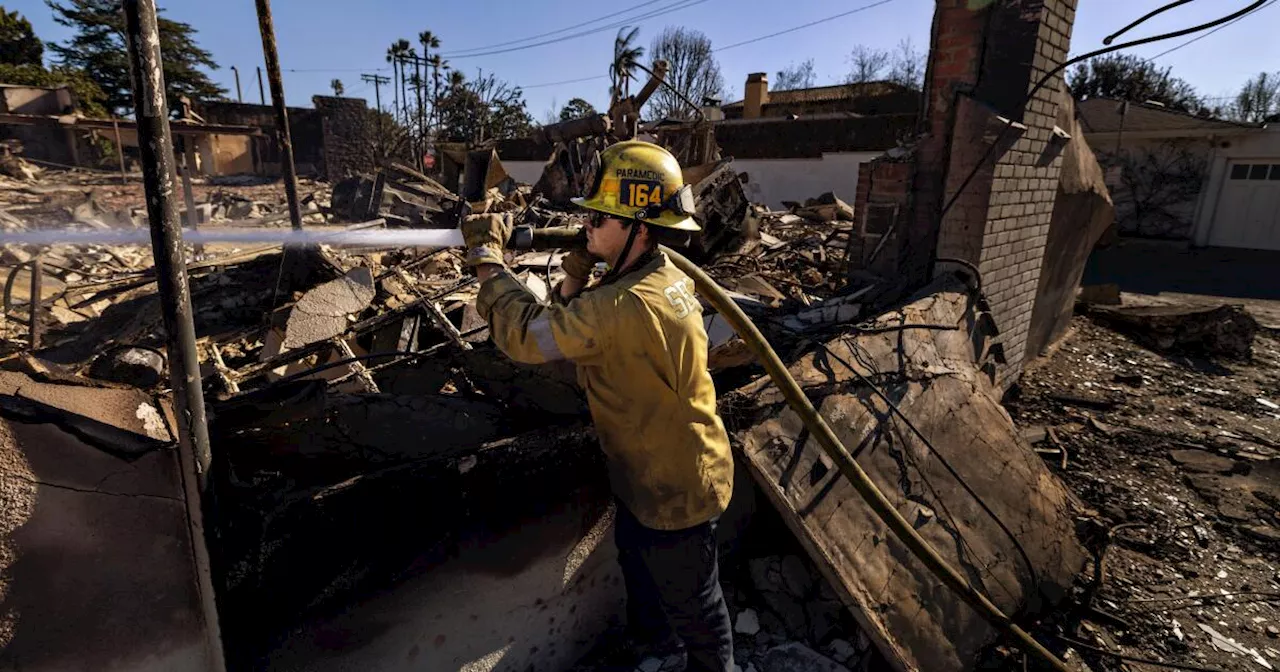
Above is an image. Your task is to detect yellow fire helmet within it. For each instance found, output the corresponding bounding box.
[572,140,701,232]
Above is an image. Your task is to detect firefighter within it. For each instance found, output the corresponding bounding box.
[461,140,734,671]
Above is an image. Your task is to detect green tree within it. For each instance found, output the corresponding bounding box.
[610,26,643,101]
[0,6,43,66]
[45,0,225,115]
[558,97,597,122]
[1068,54,1206,114]
[437,70,533,143]
[0,63,108,117]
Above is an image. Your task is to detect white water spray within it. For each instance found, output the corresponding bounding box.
[0,227,467,249]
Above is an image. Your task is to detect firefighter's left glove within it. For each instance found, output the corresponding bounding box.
[462,213,513,268]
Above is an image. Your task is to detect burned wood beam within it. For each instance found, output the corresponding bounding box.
[394,268,471,352]
[229,278,477,384]
[331,338,379,393]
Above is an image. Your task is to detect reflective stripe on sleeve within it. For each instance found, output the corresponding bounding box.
[529,314,565,361]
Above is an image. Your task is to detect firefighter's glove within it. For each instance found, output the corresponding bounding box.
[560,249,601,282]
[462,213,512,268]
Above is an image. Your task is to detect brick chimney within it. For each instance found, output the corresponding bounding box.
[744,72,768,119]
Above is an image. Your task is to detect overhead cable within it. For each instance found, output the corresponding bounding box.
[442,0,668,55]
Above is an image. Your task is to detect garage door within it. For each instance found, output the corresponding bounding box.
[1210,161,1280,250]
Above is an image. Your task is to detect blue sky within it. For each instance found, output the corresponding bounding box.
[9,0,1279,118]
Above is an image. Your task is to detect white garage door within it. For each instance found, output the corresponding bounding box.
[1210,161,1280,250]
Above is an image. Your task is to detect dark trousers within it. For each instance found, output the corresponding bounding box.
[614,501,734,672]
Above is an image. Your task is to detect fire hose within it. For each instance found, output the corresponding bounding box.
[658,246,1071,672]
[3,219,1070,669]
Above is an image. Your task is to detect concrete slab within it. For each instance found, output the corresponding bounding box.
[731,278,1087,672]
[0,417,214,672]
[0,371,173,455]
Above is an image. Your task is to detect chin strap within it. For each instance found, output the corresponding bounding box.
[600,222,642,284]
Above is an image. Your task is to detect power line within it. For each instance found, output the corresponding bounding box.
[509,0,901,91]
[521,74,610,90]
[443,0,669,56]
[713,0,899,52]
[1147,0,1277,60]
[284,67,392,73]
[442,0,712,60]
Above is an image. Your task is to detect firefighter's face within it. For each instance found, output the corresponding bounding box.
[585,212,641,265]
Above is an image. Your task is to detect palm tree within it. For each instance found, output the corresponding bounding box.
[330,79,344,96]
[427,54,448,136]
[416,31,440,157]
[386,39,413,121]
[610,26,644,104]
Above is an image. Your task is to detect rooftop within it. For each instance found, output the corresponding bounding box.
[722,80,914,109]
[1077,97,1262,135]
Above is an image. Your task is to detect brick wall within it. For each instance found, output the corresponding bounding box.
[313,96,373,181]
[850,157,913,275]
[977,0,1075,383]
[903,0,1076,385]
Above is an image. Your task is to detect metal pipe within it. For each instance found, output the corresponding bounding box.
[27,256,41,350]
[121,3,225,667]
[633,58,669,110]
[112,117,126,184]
[180,152,203,258]
[253,0,303,232]
[231,65,243,103]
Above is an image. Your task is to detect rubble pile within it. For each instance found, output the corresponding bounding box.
[706,209,854,306]
[1006,304,1280,672]
[0,164,1098,672]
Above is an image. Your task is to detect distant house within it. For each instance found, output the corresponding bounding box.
[1077,97,1280,250]
[497,74,919,209]
[720,75,919,121]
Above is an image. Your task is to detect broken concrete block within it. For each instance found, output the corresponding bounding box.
[826,639,857,665]
[735,274,786,307]
[88,347,166,388]
[282,267,376,349]
[1168,449,1240,475]
[732,276,1088,672]
[1077,283,1121,305]
[794,192,855,223]
[759,642,850,672]
[735,608,761,635]
[1084,302,1258,359]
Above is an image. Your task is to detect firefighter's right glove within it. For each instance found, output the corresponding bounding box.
[462,213,512,268]
[560,249,601,282]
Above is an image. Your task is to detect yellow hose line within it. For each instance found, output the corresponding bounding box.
[661,246,1069,672]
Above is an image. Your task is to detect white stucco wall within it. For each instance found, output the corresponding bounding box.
[502,152,884,209]
[1192,126,1280,247]
[734,152,882,209]
[504,160,549,187]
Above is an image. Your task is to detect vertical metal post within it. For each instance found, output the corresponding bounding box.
[27,257,41,351]
[181,151,203,258]
[414,55,425,171]
[257,66,266,105]
[121,3,225,668]
[231,66,243,103]
[112,117,127,185]
[254,0,303,231]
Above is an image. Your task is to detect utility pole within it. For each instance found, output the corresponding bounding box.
[231,65,243,103]
[257,66,266,105]
[361,73,390,113]
[120,2,224,668]
[414,55,425,171]
[254,0,303,231]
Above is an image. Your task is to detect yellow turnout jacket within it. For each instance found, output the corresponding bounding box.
[477,252,734,530]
